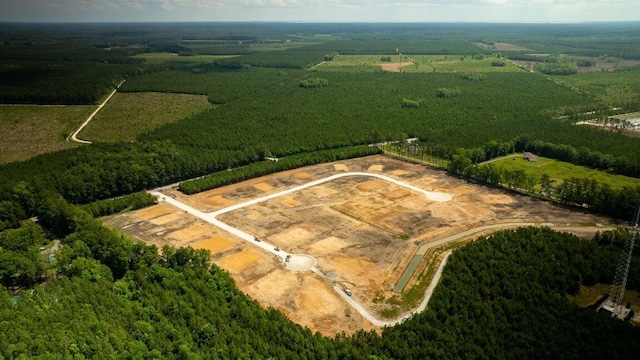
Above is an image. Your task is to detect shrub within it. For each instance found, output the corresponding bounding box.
[299,77,329,88]
[436,87,461,98]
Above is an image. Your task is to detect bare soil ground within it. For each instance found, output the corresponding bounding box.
[104,155,621,335]
[475,42,533,51]
[575,58,640,73]
[379,62,414,72]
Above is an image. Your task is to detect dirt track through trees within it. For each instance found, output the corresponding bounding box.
[68,81,123,144]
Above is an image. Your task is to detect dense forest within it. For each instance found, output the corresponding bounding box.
[2,22,640,358]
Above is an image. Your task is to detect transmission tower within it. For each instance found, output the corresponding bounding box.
[602,203,639,318]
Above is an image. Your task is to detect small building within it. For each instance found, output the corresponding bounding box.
[523,152,537,162]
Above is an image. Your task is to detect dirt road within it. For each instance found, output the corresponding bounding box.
[68,81,123,144]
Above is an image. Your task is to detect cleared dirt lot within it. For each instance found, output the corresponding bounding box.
[104,155,620,335]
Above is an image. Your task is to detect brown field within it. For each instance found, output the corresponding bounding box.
[104,155,622,335]
[475,42,533,51]
[379,62,414,72]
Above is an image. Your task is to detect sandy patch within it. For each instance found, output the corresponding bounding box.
[281,197,301,207]
[389,169,409,176]
[333,164,349,171]
[149,212,182,225]
[270,227,314,248]
[399,198,430,211]
[204,194,233,207]
[254,182,275,192]
[328,254,385,297]
[293,171,313,180]
[297,276,342,316]
[307,236,349,256]
[168,223,212,242]
[356,180,387,192]
[379,62,414,72]
[382,188,411,200]
[416,176,438,187]
[311,185,337,198]
[192,236,235,254]
[367,164,384,172]
[218,250,263,273]
[429,202,494,221]
[477,193,517,205]
[247,269,299,303]
[245,209,264,220]
[136,204,174,220]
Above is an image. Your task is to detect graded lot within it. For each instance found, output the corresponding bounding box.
[103,155,621,335]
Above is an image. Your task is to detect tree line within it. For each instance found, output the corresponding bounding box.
[179,146,381,194]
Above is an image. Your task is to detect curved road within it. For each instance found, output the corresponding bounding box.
[68,81,124,144]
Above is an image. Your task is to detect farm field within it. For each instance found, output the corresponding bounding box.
[104,155,620,335]
[0,105,94,164]
[80,92,215,142]
[484,154,640,190]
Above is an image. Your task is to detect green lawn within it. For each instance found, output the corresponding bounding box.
[316,54,524,73]
[0,105,94,164]
[485,154,640,190]
[80,92,215,142]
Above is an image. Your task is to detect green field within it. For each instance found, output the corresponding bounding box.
[133,53,237,64]
[0,105,94,164]
[484,154,640,190]
[551,71,640,101]
[316,54,524,73]
[81,92,215,142]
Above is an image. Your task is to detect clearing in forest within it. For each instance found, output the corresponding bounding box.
[316,54,523,73]
[0,105,94,164]
[485,154,640,190]
[80,92,214,142]
[104,155,620,335]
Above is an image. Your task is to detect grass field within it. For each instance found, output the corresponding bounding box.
[133,53,237,64]
[485,154,640,190]
[551,71,640,100]
[81,92,215,142]
[0,105,94,164]
[316,54,524,73]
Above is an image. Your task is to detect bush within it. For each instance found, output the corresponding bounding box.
[402,98,423,108]
[299,77,329,88]
[436,87,461,98]
[460,73,486,81]
[534,63,578,75]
